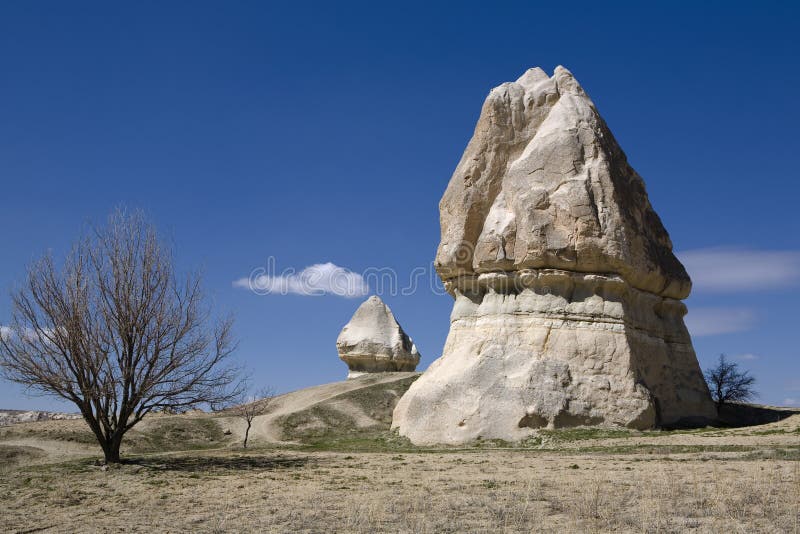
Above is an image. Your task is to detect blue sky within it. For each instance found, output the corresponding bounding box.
[1,1,798,410]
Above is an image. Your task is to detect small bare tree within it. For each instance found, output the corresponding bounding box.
[232,386,274,449]
[0,209,240,463]
[704,354,757,410]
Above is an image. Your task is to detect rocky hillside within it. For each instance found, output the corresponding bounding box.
[0,410,82,427]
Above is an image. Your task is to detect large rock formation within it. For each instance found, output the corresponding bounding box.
[337,296,421,378]
[392,66,716,444]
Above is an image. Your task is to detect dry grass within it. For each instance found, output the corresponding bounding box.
[1,410,798,532]
[274,374,420,443]
[0,446,798,532]
[0,444,45,469]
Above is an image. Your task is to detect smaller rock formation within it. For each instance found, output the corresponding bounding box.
[337,296,421,378]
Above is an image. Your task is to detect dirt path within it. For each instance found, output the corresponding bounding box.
[247,373,418,443]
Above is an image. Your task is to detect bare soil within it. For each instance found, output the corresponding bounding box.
[0,387,797,533]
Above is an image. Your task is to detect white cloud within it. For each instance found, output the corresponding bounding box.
[678,247,800,293]
[783,398,797,406]
[685,307,756,337]
[233,262,369,298]
[0,325,60,343]
[735,353,759,361]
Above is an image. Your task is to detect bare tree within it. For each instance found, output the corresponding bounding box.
[704,354,757,410]
[0,209,241,463]
[231,386,274,449]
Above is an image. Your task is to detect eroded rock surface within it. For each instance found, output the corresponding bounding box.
[392,67,716,444]
[0,410,82,426]
[337,296,420,378]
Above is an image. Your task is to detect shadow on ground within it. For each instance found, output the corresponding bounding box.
[718,403,799,427]
[125,453,312,473]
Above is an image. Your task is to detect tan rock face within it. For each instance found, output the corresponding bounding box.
[337,296,420,378]
[435,66,690,299]
[392,67,716,445]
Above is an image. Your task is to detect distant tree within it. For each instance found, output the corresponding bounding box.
[704,354,757,410]
[231,386,274,449]
[0,209,241,463]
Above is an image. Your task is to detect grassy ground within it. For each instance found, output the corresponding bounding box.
[0,444,46,465]
[1,443,797,532]
[1,395,798,532]
[270,374,420,444]
[0,413,234,456]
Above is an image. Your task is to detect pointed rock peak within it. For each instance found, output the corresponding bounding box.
[553,65,584,95]
[435,65,690,299]
[516,66,550,87]
[363,294,387,308]
[348,295,395,326]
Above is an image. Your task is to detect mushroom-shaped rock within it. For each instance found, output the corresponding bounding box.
[392,67,716,445]
[337,296,421,378]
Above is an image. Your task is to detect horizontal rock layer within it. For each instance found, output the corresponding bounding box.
[392,271,716,444]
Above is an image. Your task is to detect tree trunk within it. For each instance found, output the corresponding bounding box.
[102,434,124,463]
[243,421,251,449]
[105,444,122,464]
[81,410,123,464]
